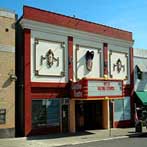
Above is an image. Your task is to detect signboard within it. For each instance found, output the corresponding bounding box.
[71,81,83,98]
[88,80,122,97]
[71,78,123,99]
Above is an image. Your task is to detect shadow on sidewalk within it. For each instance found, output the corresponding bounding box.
[27,131,94,140]
[128,132,147,138]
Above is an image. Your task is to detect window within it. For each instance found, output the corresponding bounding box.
[124,96,131,120]
[114,99,124,121]
[114,97,131,121]
[0,109,6,124]
[135,65,142,80]
[32,99,60,128]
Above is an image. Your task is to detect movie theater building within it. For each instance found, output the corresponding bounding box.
[16,6,134,136]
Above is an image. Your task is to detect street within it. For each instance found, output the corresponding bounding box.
[61,134,147,147]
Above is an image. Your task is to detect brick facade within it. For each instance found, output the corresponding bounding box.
[0,9,16,138]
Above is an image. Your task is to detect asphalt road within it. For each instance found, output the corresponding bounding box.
[61,133,147,147]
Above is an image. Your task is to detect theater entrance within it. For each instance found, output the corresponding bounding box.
[75,100,102,131]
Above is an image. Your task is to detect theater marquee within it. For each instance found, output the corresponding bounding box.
[71,78,123,99]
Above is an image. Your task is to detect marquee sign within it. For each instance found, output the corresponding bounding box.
[71,78,123,99]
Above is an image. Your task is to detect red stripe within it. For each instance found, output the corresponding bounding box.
[103,43,108,75]
[114,120,131,128]
[24,29,31,136]
[130,47,134,124]
[23,6,133,41]
[31,93,62,99]
[68,36,73,81]
[31,82,67,88]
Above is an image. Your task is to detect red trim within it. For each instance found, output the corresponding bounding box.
[123,84,131,89]
[129,47,134,124]
[68,36,73,81]
[31,88,68,99]
[114,120,131,128]
[31,94,62,99]
[123,85,131,96]
[30,126,60,136]
[103,43,108,75]
[23,6,133,41]
[82,78,88,97]
[31,89,68,99]
[24,29,31,136]
[31,82,67,88]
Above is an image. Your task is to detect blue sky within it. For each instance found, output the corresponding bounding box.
[1,0,147,49]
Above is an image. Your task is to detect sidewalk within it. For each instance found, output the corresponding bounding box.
[0,127,146,147]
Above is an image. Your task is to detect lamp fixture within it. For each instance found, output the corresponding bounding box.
[8,70,17,81]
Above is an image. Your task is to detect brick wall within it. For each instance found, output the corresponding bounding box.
[0,9,16,137]
[0,11,15,46]
[0,52,15,129]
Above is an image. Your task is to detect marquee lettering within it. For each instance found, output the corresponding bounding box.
[72,83,82,90]
[97,86,115,91]
[97,81,115,91]
[74,91,82,97]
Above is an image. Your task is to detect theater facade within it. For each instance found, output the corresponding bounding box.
[16,6,134,136]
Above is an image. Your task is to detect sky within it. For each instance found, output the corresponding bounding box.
[1,0,147,49]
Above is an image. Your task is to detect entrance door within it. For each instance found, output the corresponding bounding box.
[84,101,102,130]
[76,101,102,131]
[62,105,68,132]
[75,102,84,131]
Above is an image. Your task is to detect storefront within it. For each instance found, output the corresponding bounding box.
[134,49,147,121]
[16,6,134,136]
[69,78,124,131]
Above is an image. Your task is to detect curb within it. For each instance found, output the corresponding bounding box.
[70,136,129,145]
[0,137,26,141]
[38,135,129,147]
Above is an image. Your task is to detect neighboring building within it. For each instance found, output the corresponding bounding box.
[0,9,17,137]
[16,6,134,136]
[134,49,147,117]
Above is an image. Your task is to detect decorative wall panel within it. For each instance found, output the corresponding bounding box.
[109,51,128,80]
[34,38,65,77]
[75,44,101,80]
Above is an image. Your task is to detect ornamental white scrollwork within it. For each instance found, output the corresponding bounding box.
[40,49,59,68]
[113,58,125,73]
